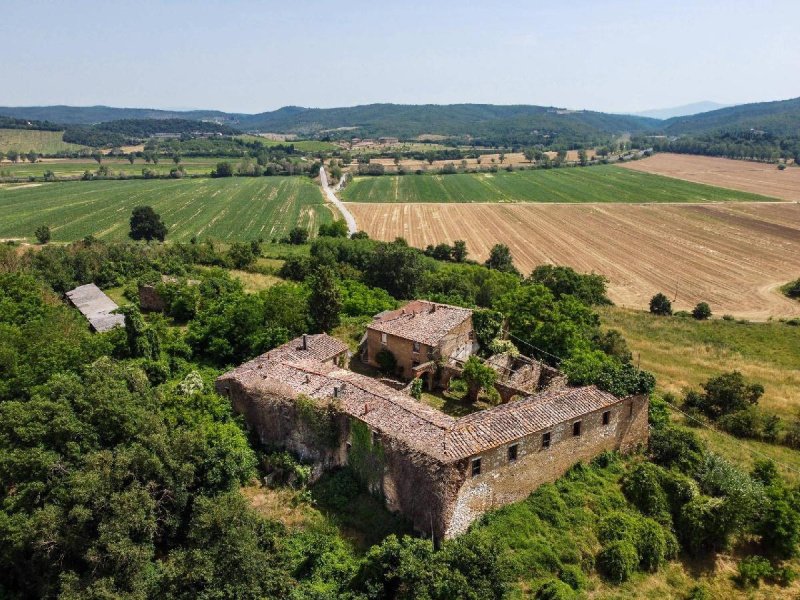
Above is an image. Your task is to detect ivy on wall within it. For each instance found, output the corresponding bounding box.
[349,419,385,493]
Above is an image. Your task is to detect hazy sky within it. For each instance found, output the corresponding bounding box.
[2,0,798,114]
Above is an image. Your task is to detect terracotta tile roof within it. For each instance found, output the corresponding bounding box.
[368,300,472,346]
[219,337,623,465]
[66,283,125,332]
[225,334,348,378]
[447,386,619,457]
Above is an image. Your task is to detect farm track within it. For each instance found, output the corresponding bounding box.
[346,201,800,320]
[0,177,330,242]
[620,153,800,201]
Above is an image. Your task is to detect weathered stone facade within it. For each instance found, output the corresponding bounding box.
[217,333,649,541]
[363,301,475,380]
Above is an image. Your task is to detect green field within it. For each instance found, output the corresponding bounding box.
[0,156,227,178]
[236,135,338,153]
[341,165,776,203]
[0,177,331,242]
[0,128,86,154]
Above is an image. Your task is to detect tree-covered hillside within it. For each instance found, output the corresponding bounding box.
[664,97,800,136]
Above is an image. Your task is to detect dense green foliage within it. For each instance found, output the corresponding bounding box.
[62,119,238,147]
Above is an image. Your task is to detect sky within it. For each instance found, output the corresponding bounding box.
[2,0,798,114]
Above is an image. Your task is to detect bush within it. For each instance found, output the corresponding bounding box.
[536,579,577,599]
[621,463,670,520]
[692,302,712,320]
[649,293,673,316]
[375,348,397,374]
[558,564,587,591]
[649,426,705,473]
[736,555,773,588]
[34,225,51,244]
[597,540,638,583]
[636,518,668,571]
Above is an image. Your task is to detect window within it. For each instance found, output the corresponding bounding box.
[507,443,518,463]
[468,330,474,340]
[381,333,387,345]
[372,430,380,446]
[541,432,551,449]
[573,421,582,437]
[346,441,352,453]
[602,410,611,425]
[471,457,482,477]
[412,341,420,353]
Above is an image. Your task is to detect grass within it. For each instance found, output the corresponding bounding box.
[0,156,224,178]
[340,165,776,203]
[0,128,86,154]
[598,307,800,419]
[0,176,332,243]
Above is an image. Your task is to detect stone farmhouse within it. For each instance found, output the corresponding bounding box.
[217,309,649,541]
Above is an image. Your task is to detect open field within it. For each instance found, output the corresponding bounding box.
[599,306,800,418]
[347,201,800,319]
[0,156,223,178]
[0,177,331,242]
[620,153,800,201]
[0,128,86,154]
[236,134,338,152]
[341,166,776,203]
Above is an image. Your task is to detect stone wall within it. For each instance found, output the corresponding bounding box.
[443,394,649,537]
[138,284,165,312]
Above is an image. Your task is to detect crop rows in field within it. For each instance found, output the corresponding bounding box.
[340,165,776,203]
[347,201,800,320]
[0,177,331,242]
[0,157,223,178]
[0,129,86,154]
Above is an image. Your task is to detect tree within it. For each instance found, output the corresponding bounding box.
[578,149,588,166]
[499,152,506,164]
[26,150,38,163]
[692,302,712,320]
[127,152,135,165]
[34,225,51,244]
[129,205,168,242]
[649,293,672,316]
[228,241,257,269]
[211,161,233,177]
[172,153,182,165]
[92,150,103,164]
[484,244,519,275]
[376,348,397,374]
[309,266,342,332]
[318,220,349,238]
[452,240,468,262]
[287,227,309,245]
[7,149,19,162]
[684,371,764,419]
[462,355,497,403]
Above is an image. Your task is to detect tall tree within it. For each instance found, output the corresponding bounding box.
[129,206,168,242]
[484,244,519,275]
[309,266,342,332]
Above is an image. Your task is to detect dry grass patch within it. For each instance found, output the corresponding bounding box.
[229,269,283,293]
[620,153,800,201]
[241,483,323,530]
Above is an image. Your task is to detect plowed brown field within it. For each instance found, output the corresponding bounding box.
[347,201,800,320]
[620,153,800,201]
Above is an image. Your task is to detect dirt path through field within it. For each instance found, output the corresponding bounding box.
[346,201,800,320]
[620,153,800,201]
[320,166,357,235]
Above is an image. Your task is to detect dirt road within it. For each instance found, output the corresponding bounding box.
[320,167,357,235]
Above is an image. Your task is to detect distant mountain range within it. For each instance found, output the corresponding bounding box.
[632,101,730,120]
[1,97,799,141]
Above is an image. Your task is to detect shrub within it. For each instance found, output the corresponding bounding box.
[783,278,800,299]
[636,518,668,571]
[598,511,641,544]
[597,540,638,583]
[536,579,576,599]
[558,564,587,591]
[649,426,705,473]
[692,302,712,320]
[621,463,670,520]
[649,293,672,316]
[410,378,423,400]
[375,348,397,374]
[736,555,773,588]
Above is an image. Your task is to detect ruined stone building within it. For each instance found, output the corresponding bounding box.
[217,326,649,540]
[362,300,476,387]
[66,283,125,332]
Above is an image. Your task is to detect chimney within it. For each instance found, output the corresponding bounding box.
[333,385,340,398]
[302,334,308,350]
